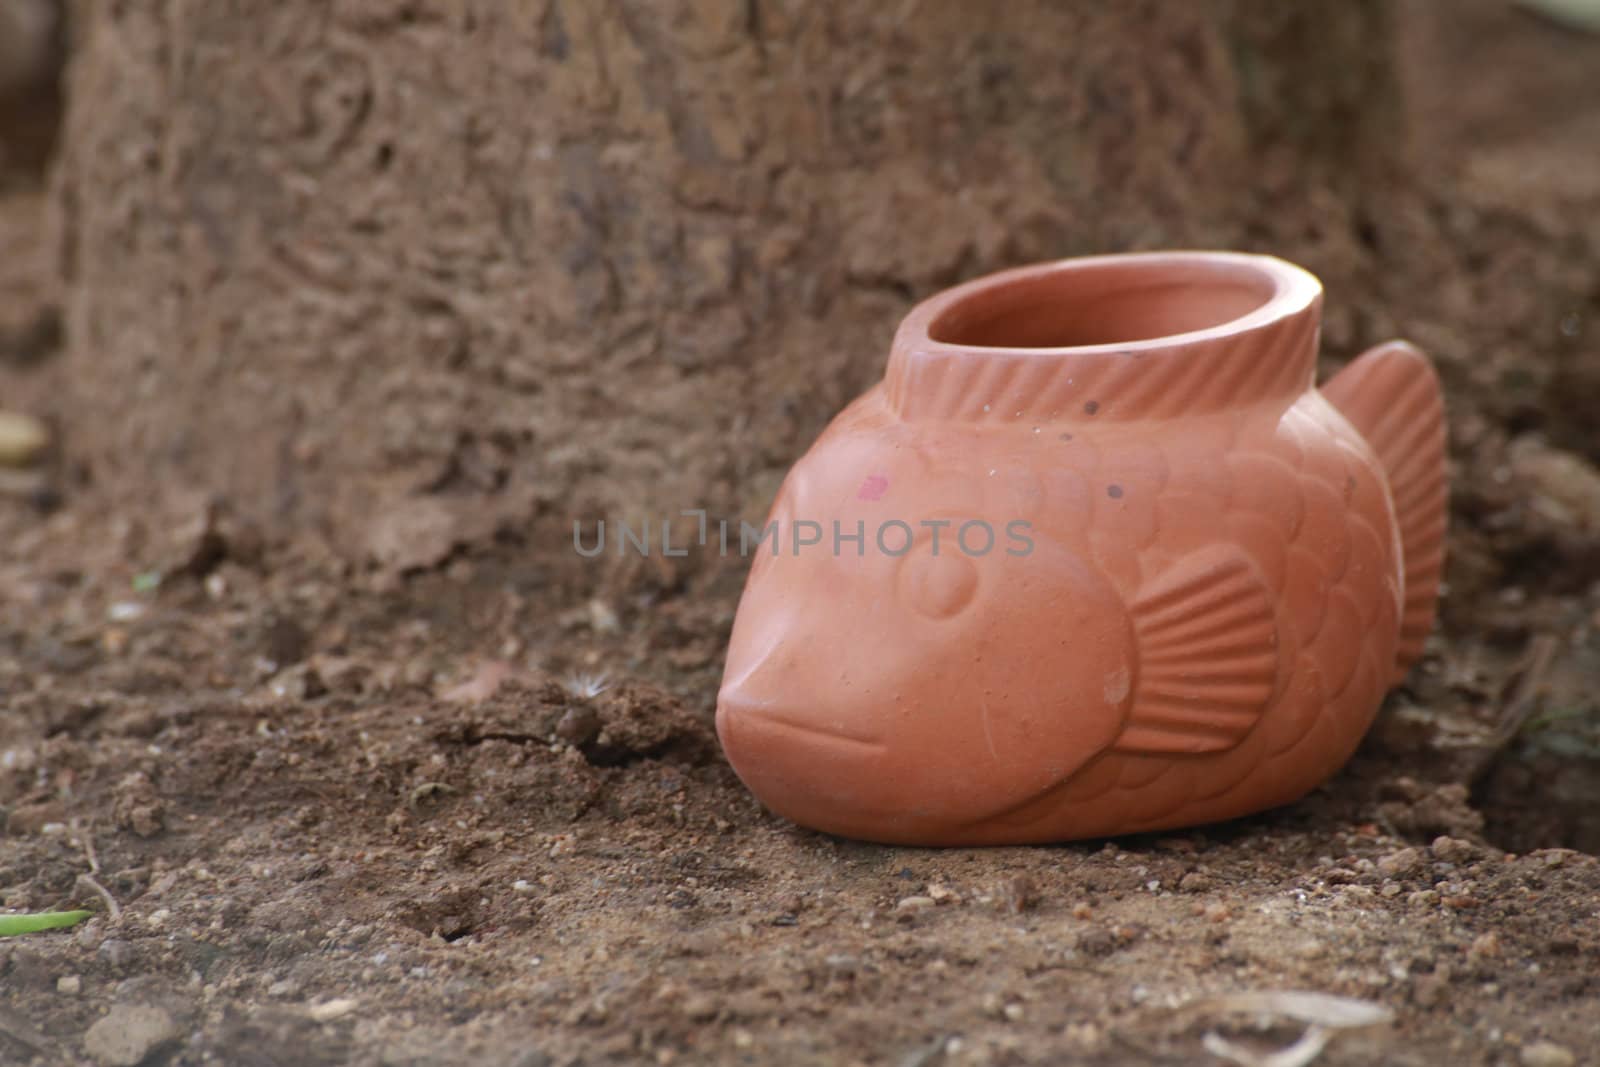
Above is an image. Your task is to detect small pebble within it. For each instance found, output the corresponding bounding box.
[1412,974,1447,1007]
[895,895,935,913]
[1076,927,1117,957]
[1002,875,1037,913]
[1431,835,1479,864]
[84,1004,177,1067]
[97,939,133,968]
[1064,1023,1101,1048]
[1179,871,1212,893]
[681,995,717,1022]
[555,705,600,746]
[106,601,146,623]
[308,997,358,1022]
[1378,847,1425,879]
[0,411,49,467]
[56,975,81,995]
[587,598,621,634]
[1520,1040,1576,1067]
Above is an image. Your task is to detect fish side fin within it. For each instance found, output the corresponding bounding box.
[1112,546,1279,755]
[1321,341,1447,682]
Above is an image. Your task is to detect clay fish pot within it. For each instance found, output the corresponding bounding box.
[717,252,1447,846]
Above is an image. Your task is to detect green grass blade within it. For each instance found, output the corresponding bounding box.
[0,911,93,937]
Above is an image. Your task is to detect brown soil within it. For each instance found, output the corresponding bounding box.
[4,2,1600,1065]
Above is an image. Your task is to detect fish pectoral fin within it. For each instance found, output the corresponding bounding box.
[1112,545,1279,755]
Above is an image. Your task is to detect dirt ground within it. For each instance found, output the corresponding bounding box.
[5,2,1600,1065]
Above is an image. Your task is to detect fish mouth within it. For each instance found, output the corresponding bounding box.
[716,692,884,752]
[715,692,901,842]
[717,693,1075,845]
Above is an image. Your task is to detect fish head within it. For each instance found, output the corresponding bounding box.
[717,426,1135,843]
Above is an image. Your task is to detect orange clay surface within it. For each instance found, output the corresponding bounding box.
[718,253,1447,845]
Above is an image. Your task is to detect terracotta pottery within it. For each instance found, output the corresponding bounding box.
[717,252,1447,846]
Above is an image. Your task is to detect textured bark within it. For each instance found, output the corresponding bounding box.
[44,0,1401,566]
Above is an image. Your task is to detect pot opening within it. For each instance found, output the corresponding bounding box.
[926,259,1280,349]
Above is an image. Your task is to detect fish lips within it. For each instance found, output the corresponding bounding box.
[715,688,913,838]
[716,688,1045,844]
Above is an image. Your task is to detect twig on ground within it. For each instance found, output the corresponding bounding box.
[1178,991,1393,1067]
[77,873,122,922]
[1467,633,1559,784]
[1490,634,1559,745]
[409,781,456,811]
[72,818,121,920]
[73,817,102,873]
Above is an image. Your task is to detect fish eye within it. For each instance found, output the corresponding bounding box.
[897,543,980,620]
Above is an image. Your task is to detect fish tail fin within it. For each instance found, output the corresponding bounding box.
[1321,341,1448,682]
[1113,546,1279,755]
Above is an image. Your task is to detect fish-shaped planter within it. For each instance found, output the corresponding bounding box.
[717,252,1447,845]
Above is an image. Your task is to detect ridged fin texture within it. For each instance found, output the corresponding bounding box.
[1321,341,1447,681]
[1114,546,1279,755]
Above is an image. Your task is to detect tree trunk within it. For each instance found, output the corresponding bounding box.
[44,0,1400,569]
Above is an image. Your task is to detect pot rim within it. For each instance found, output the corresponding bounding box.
[895,250,1322,358]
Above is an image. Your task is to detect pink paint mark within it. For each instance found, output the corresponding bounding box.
[857,473,889,501]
